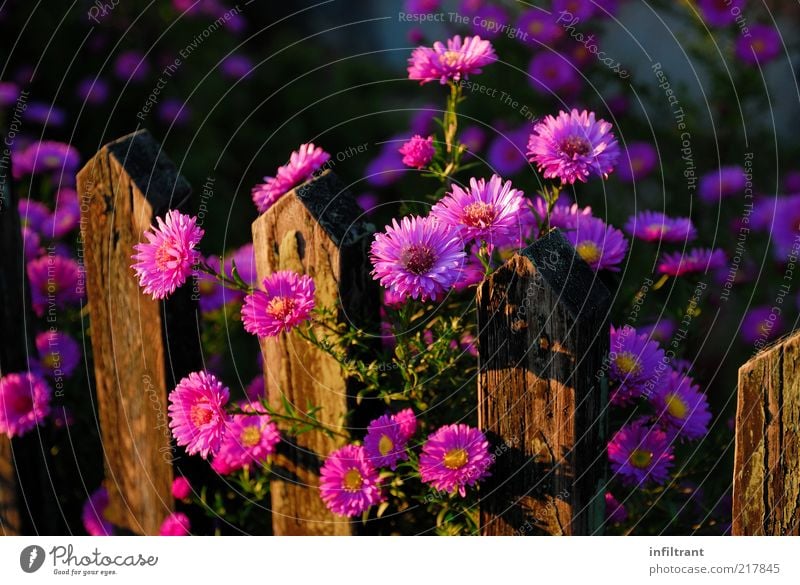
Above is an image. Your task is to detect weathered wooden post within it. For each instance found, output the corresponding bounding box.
[252,170,377,535]
[0,147,60,535]
[733,330,800,535]
[77,129,202,535]
[477,229,610,535]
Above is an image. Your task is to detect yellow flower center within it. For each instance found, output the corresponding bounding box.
[266,296,296,320]
[42,353,59,369]
[189,404,213,428]
[576,240,601,264]
[528,21,543,35]
[441,50,461,67]
[614,352,641,376]
[665,393,688,420]
[629,448,653,469]
[443,448,468,470]
[240,425,261,447]
[342,468,363,492]
[378,434,394,456]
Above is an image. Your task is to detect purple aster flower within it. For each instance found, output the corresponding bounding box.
[651,370,711,441]
[76,77,110,105]
[699,165,746,202]
[531,194,592,232]
[24,102,66,127]
[363,414,409,470]
[564,216,628,271]
[320,444,384,517]
[168,371,230,459]
[527,52,580,95]
[783,170,800,192]
[365,147,405,187]
[226,243,257,287]
[82,487,114,536]
[658,248,727,276]
[459,0,484,15]
[212,410,280,473]
[399,134,435,169]
[21,227,42,261]
[617,142,658,182]
[20,140,80,175]
[356,192,380,215]
[697,0,746,27]
[736,24,781,64]
[608,419,674,486]
[625,211,697,243]
[471,6,508,39]
[769,195,800,259]
[638,319,677,345]
[27,255,84,316]
[553,0,596,20]
[220,53,255,80]
[405,0,440,13]
[114,50,150,82]
[407,35,497,85]
[608,324,666,405]
[158,98,191,126]
[370,215,466,302]
[605,492,628,524]
[517,10,563,45]
[527,109,620,184]
[460,126,486,158]
[132,210,204,300]
[430,174,530,249]
[740,305,782,345]
[410,105,437,135]
[18,199,51,234]
[419,424,492,496]
[48,188,81,238]
[0,81,19,106]
[35,331,81,379]
[251,143,330,213]
[0,371,52,438]
[241,270,316,338]
[487,126,530,176]
[159,512,190,536]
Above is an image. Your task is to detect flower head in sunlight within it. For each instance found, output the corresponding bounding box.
[168,371,230,459]
[251,143,330,213]
[407,35,497,85]
[131,210,203,300]
[320,445,384,517]
[364,414,410,470]
[241,271,315,338]
[399,134,436,169]
[419,424,492,496]
[564,216,628,271]
[212,410,280,474]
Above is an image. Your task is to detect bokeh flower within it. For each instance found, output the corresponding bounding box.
[241,271,315,337]
[697,0,745,27]
[527,52,580,95]
[159,512,191,536]
[35,331,81,379]
[0,371,52,438]
[657,248,727,276]
[617,142,658,182]
[27,255,84,316]
[419,424,492,496]
[625,211,697,243]
[172,476,192,500]
[699,166,746,202]
[82,487,114,536]
[517,10,563,45]
[740,305,782,345]
[605,492,628,524]
[320,444,384,517]
[735,24,781,64]
[168,371,230,459]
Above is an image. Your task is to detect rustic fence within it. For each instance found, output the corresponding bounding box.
[1,130,798,535]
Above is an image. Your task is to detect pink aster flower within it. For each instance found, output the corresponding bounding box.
[131,210,203,300]
[564,216,628,271]
[168,371,230,459]
[370,215,466,301]
[251,143,330,213]
[609,325,666,405]
[399,134,435,169]
[212,411,280,474]
[159,512,191,535]
[527,109,620,184]
[363,414,409,470]
[651,370,711,441]
[0,371,52,438]
[393,408,418,441]
[35,331,81,379]
[407,35,497,85]
[419,423,492,496]
[430,175,530,249]
[82,487,114,536]
[608,419,674,485]
[27,255,84,316]
[241,270,315,338]
[657,248,727,276]
[625,211,697,243]
[320,444,384,517]
[172,476,192,500]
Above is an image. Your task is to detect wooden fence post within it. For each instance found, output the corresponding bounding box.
[0,146,60,535]
[77,129,202,535]
[733,330,800,535]
[252,170,377,535]
[477,228,610,535]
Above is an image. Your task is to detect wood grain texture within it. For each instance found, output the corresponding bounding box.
[0,153,60,535]
[477,229,610,536]
[77,129,199,535]
[733,331,800,535]
[252,170,377,535]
